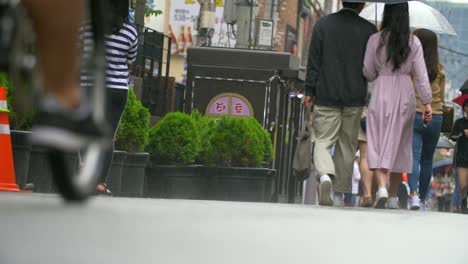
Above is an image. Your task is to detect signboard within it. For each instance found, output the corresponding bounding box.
[206,93,254,117]
[255,19,274,48]
[169,0,236,55]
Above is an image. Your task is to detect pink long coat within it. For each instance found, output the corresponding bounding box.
[363,32,432,173]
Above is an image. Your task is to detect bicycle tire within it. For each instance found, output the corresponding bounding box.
[47,0,112,201]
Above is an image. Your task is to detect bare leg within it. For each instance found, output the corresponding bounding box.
[358,141,374,206]
[375,169,388,190]
[22,0,83,109]
[389,173,402,197]
[359,141,373,196]
[458,168,468,198]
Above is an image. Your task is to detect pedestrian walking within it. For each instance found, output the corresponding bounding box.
[82,0,139,195]
[304,1,377,206]
[363,3,433,209]
[408,28,446,210]
[450,99,468,214]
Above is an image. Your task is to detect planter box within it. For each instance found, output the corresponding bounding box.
[120,152,149,197]
[11,130,32,189]
[206,167,276,202]
[106,151,127,196]
[146,165,207,199]
[28,145,53,193]
[28,145,78,193]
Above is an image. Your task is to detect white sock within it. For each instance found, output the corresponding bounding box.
[320,174,331,183]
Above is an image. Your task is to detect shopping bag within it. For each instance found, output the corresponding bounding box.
[293,107,313,181]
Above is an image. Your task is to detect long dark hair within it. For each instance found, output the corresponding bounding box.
[413,29,440,82]
[379,3,411,71]
[111,0,130,33]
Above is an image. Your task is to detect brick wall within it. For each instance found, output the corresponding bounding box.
[275,0,299,51]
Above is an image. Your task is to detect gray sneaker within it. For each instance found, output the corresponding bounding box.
[319,179,333,206]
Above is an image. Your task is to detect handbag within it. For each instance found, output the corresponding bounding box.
[441,105,454,133]
[293,107,313,181]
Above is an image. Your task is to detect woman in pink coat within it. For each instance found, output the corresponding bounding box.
[363,3,433,209]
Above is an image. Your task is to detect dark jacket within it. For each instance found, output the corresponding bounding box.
[305,9,377,107]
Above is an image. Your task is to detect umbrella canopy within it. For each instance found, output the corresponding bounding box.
[460,80,468,95]
[437,136,455,149]
[360,1,457,35]
[433,159,453,169]
[342,0,410,3]
[453,94,468,107]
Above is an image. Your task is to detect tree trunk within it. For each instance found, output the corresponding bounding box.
[135,0,145,27]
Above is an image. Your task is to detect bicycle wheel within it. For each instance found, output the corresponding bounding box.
[47,0,112,201]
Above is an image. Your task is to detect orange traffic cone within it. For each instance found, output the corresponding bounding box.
[0,87,21,192]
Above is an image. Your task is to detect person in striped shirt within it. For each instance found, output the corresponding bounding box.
[82,0,139,195]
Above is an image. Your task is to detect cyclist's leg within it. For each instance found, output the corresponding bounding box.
[22,0,83,109]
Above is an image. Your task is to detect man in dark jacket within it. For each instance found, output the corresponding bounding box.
[304,1,376,206]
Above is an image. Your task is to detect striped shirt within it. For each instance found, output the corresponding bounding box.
[81,22,139,90]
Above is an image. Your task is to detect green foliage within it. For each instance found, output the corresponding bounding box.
[146,112,202,165]
[130,0,163,17]
[207,116,273,168]
[191,109,217,164]
[0,72,35,130]
[115,88,150,153]
[0,72,12,111]
[246,117,274,164]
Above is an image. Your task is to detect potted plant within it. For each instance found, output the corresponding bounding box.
[115,88,150,197]
[145,111,207,199]
[205,116,276,202]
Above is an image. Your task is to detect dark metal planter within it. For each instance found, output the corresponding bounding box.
[27,145,53,193]
[10,130,32,189]
[146,165,207,199]
[206,167,276,202]
[27,145,78,193]
[106,151,127,196]
[120,152,149,197]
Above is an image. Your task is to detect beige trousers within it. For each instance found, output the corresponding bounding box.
[313,105,363,193]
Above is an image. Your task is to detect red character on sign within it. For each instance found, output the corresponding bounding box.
[216,102,226,113]
[234,103,243,114]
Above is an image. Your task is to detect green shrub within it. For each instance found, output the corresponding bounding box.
[0,72,35,130]
[115,88,150,152]
[207,116,272,168]
[0,72,12,111]
[246,118,274,165]
[191,109,216,164]
[146,112,202,165]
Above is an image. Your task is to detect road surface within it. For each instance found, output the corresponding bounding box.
[0,193,467,264]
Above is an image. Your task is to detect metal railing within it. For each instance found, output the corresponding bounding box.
[131,25,171,116]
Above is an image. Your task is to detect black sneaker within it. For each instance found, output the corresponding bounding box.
[31,99,110,151]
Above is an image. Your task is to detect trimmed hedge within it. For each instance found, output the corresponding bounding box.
[146,112,202,165]
[207,116,272,168]
[191,110,216,164]
[147,111,273,168]
[115,88,150,153]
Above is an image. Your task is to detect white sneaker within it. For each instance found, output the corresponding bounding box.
[333,192,344,207]
[318,175,333,206]
[374,188,388,209]
[387,197,399,209]
[410,196,421,210]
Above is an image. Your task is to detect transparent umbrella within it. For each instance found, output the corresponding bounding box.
[343,0,410,3]
[360,1,458,36]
